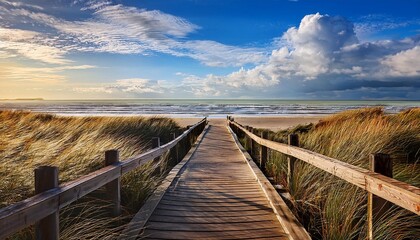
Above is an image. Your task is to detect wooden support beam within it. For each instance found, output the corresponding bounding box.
[35,166,59,240]
[368,153,393,240]
[287,134,299,188]
[105,150,121,217]
[260,131,268,171]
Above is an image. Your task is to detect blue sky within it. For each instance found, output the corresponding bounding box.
[0,0,419,99]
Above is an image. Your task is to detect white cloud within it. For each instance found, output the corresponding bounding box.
[180,13,420,97]
[381,46,420,77]
[73,78,166,94]
[73,87,113,94]
[354,14,420,39]
[0,1,265,67]
[175,40,266,67]
[181,13,358,93]
[0,64,96,83]
[0,27,70,64]
[0,0,43,10]
[281,13,358,78]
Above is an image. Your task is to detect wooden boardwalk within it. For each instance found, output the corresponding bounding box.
[139,121,306,239]
[2,118,418,240]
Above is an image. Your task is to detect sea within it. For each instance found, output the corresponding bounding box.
[0,99,419,118]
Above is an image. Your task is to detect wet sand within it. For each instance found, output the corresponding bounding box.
[173,116,324,131]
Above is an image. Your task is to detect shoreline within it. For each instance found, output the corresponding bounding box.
[173,115,324,131]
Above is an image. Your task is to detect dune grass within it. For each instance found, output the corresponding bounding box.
[0,110,187,239]
[254,108,420,239]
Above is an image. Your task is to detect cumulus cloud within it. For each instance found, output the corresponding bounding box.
[1,1,419,99]
[381,46,420,77]
[181,13,420,98]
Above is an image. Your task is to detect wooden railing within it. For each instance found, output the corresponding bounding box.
[227,117,420,239]
[0,118,207,239]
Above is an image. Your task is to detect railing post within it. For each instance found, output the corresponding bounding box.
[245,126,252,152]
[152,137,161,149]
[251,128,257,158]
[152,137,161,161]
[151,137,162,174]
[260,131,268,171]
[368,153,392,240]
[35,166,59,240]
[287,134,299,188]
[171,133,179,163]
[105,150,121,216]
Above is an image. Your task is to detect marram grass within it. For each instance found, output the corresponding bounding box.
[262,107,420,240]
[0,110,183,239]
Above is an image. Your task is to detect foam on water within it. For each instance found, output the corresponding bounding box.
[0,99,418,118]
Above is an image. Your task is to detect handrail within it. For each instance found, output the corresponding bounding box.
[229,120,420,216]
[0,118,207,239]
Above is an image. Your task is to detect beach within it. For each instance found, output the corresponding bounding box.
[173,115,323,131]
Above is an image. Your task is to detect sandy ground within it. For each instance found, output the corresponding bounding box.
[173,116,324,131]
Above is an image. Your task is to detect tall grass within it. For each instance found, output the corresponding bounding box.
[0,110,184,239]
[261,108,420,239]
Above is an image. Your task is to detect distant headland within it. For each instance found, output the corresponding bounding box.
[0,98,44,101]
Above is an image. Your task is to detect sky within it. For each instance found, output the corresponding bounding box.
[0,0,419,100]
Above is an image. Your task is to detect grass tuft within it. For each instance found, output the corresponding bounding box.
[262,107,420,239]
[0,110,185,239]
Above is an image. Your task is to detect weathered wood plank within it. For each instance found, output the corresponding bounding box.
[119,124,210,239]
[140,228,288,240]
[171,185,262,190]
[167,188,264,194]
[159,200,270,208]
[152,209,274,218]
[228,124,311,240]
[161,195,268,203]
[163,192,270,199]
[148,214,278,224]
[145,221,285,232]
[139,122,296,239]
[156,205,273,212]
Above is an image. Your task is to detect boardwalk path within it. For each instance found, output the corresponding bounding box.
[140,121,300,239]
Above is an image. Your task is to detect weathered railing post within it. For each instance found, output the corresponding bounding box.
[35,166,59,240]
[152,137,161,160]
[152,137,161,149]
[368,153,392,240]
[287,134,299,187]
[245,126,252,153]
[260,131,268,171]
[105,150,121,216]
[171,133,179,163]
[151,137,162,174]
[251,128,257,158]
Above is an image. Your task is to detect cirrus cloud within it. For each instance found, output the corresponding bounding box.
[0,0,266,67]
